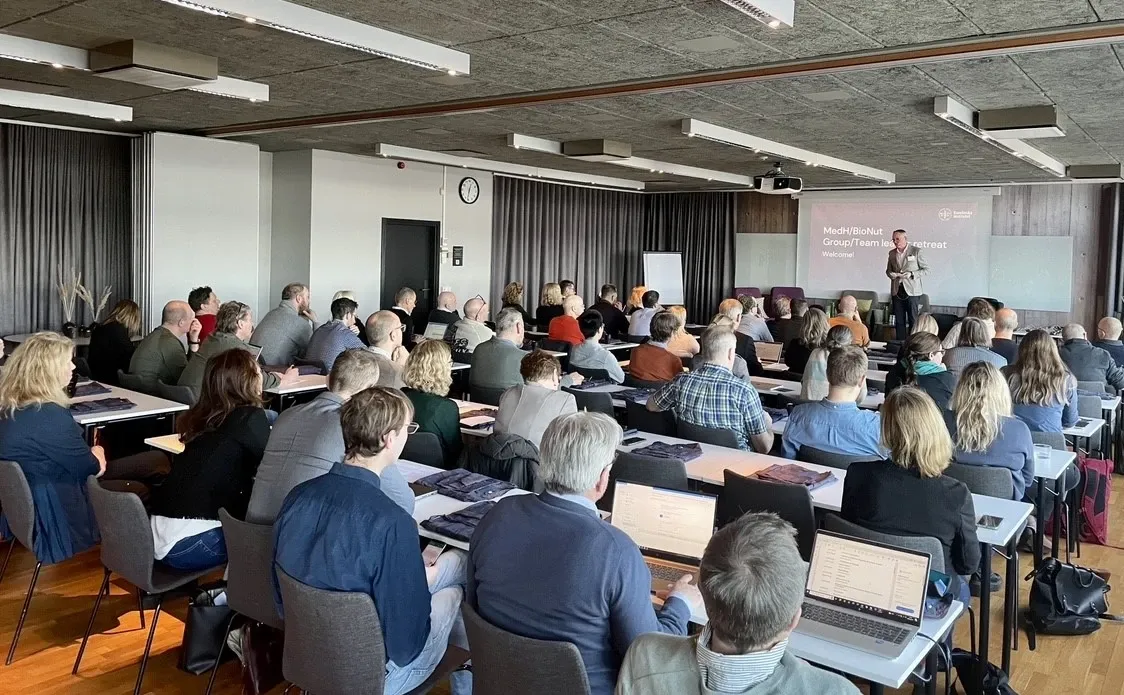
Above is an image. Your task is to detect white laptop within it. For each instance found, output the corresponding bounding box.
[610,481,717,593]
[423,321,451,341]
[247,343,264,360]
[794,530,930,659]
[756,341,783,364]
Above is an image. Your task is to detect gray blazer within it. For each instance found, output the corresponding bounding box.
[494,383,577,447]
[367,347,406,388]
[470,337,528,391]
[886,244,928,297]
[250,300,314,366]
[1060,339,1124,391]
[246,391,413,522]
[569,340,626,383]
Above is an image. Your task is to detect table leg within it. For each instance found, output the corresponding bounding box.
[1052,485,1063,560]
[978,544,993,694]
[1002,540,1018,673]
[924,648,939,695]
[1034,483,1046,569]
[868,682,884,695]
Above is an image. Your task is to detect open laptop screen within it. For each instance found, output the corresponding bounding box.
[806,531,929,626]
[611,481,716,561]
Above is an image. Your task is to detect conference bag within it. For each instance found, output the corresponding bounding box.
[1024,557,1111,645]
[949,648,1018,695]
[178,585,235,674]
[1046,455,1112,546]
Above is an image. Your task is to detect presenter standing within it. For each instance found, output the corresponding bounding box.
[886,229,928,339]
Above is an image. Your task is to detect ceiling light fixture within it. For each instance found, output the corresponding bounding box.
[376,143,645,191]
[716,0,795,28]
[188,75,270,102]
[933,96,1065,177]
[681,118,896,183]
[0,87,132,121]
[155,0,470,74]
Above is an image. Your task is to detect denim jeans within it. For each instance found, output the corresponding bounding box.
[162,527,227,571]
[383,549,471,695]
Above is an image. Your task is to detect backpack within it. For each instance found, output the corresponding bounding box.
[1047,455,1112,545]
[1024,557,1110,646]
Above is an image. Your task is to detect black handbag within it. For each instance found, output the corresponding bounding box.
[178,585,235,675]
[241,621,285,695]
[1025,557,1110,646]
[950,648,1018,695]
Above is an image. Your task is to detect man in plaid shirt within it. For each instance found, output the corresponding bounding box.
[648,327,774,453]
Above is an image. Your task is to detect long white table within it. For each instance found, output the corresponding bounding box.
[71,382,188,443]
[264,374,328,395]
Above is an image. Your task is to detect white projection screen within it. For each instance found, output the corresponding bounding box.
[643,252,685,305]
[796,189,997,306]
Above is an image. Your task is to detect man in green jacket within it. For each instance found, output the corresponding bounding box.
[178,301,297,399]
[128,300,201,392]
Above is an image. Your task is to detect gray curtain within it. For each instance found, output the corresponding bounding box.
[491,176,736,320]
[0,124,132,336]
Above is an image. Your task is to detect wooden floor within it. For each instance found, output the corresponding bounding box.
[2,497,1124,695]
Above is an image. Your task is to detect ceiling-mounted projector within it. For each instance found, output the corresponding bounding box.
[716,0,795,28]
[754,163,802,195]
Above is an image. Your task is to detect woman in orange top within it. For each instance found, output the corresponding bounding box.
[665,306,700,358]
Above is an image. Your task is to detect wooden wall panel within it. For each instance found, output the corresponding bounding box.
[734,185,1108,330]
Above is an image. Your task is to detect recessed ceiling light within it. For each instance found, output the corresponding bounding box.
[244,16,256,23]
[51,62,63,69]
[767,19,781,28]
[447,69,457,76]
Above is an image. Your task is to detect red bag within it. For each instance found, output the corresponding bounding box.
[1049,456,1112,546]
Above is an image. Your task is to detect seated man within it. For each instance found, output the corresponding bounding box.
[1093,316,1124,368]
[616,513,860,695]
[691,324,751,382]
[273,387,470,695]
[628,312,685,383]
[469,412,700,695]
[991,308,1019,363]
[548,294,586,346]
[447,296,494,357]
[1059,323,1124,392]
[471,308,582,392]
[717,299,764,376]
[251,282,317,366]
[246,349,412,523]
[735,296,774,344]
[628,290,661,338]
[178,301,292,399]
[364,310,408,388]
[304,297,365,373]
[559,279,577,298]
[494,350,578,447]
[188,286,221,342]
[827,295,871,347]
[569,310,626,383]
[389,286,419,348]
[782,346,884,459]
[648,328,773,453]
[129,300,201,391]
[590,284,629,339]
[427,291,460,330]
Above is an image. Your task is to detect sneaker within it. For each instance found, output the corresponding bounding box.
[969,572,1003,597]
[226,625,245,664]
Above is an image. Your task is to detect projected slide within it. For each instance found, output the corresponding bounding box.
[796,190,994,305]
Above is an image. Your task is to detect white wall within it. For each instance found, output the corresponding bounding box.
[147,133,261,328]
[269,150,313,307]
[258,152,273,316]
[304,150,494,319]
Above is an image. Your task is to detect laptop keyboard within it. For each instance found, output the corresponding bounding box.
[647,561,692,584]
[802,603,910,645]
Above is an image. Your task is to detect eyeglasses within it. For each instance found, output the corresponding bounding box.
[406,422,420,434]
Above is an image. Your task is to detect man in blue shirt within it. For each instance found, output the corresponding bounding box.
[468,412,701,695]
[273,387,470,695]
[304,296,366,372]
[648,328,774,453]
[782,346,885,460]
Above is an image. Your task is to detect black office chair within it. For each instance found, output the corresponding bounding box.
[470,385,508,407]
[931,313,959,340]
[156,380,198,406]
[538,338,572,354]
[623,375,668,389]
[600,451,690,511]
[73,356,92,379]
[717,469,817,560]
[572,367,610,381]
[796,445,881,471]
[626,399,675,436]
[402,432,446,468]
[676,420,739,448]
[563,388,616,417]
[625,334,649,345]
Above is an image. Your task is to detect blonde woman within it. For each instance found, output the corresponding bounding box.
[946,362,1033,500]
[801,325,864,403]
[1006,329,1078,432]
[841,386,980,601]
[501,281,532,327]
[665,306,700,358]
[784,307,828,374]
[944,316,1007,377]
[535,282,564,329]
[402,339,462,467]
[88,299,142,384]
[913,313,939,336]
[0,333,168,564]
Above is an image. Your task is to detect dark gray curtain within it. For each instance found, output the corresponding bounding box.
[491,176,736,320]
[0,124,132,336]
[643,192,737,321]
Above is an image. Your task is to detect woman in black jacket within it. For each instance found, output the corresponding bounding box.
[783,307,828,375]
[884,331,956,410]
[87,300,141,384]
[841,386,980,601]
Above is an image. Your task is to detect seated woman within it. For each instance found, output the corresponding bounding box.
[625,285,647,315]
[501,281,532,328]
[0,332,169,565]
[885,332,956,410]
[943,317,1007,378]
[784,308,828,375]
[665,306,700,358]
[913,313,940,336]
[534,282,565,330]
[401,339,463,468]
[841,386,980,601]
[568,310,626,384]
[944,362,1034,500]
[149,349,270,570]
[1005,328,1078,433]
[494,350,577,447]
[87,299,141,385]
[801,325,864,403]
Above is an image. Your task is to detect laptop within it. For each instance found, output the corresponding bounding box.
[610,481,717,593]
[794,530,930,659]
[423,321,451,341]
[756,341,783,364]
